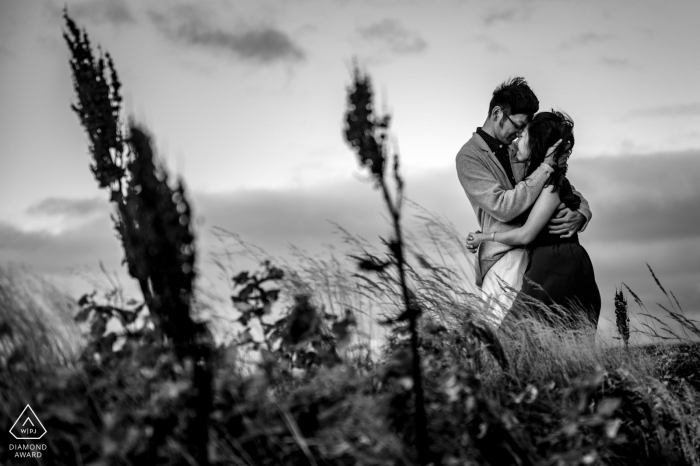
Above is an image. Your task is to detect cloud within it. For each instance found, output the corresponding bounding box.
[27,197,106,218]
[467,35,508,54]
[627,103,700,119]
[482,5,533,25]
[484,10,518,25]
[567,151,700,243]
[559,33,612,50]
[194,183,393,258]
[599,57,632,68]
[149,8,304,63]
[69,0,135,25]
[358,19,427,54]
[0,218,122,274]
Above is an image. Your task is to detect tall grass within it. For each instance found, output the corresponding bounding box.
[0,265,83,370]
[198,201,700,464]
[271,206,684,384]
[263,210,700,464]
[3,212,699,464]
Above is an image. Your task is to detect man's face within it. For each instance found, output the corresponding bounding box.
[494,108,528,144]
[515,128,530,162]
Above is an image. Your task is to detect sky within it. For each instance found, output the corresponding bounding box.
[1,0,699,340]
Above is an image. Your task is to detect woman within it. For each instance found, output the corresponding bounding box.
[466,111,601,328]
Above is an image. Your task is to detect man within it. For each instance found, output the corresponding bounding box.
[455,77,591,325]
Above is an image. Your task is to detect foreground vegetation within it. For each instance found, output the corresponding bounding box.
[2,260,699,465]
[1,13,699,466]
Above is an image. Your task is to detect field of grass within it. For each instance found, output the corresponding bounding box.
[1,232,699,465]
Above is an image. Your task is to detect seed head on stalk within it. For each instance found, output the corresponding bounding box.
[344,65,391,186]
[615,288,630,348]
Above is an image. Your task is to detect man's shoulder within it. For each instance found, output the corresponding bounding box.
[456,133,489,161]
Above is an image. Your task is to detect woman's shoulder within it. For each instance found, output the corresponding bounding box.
[535,184,562,208]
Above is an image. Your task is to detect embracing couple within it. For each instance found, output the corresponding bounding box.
[456,77,601,330]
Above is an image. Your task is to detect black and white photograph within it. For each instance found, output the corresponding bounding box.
[1,0,699,464]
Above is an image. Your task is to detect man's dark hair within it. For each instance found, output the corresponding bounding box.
[488,77,539,120]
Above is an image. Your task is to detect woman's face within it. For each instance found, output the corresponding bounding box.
[515,128,530,162]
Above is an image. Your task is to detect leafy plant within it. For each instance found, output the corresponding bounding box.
[231,260,357,373]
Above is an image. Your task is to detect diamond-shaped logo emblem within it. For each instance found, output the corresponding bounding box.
[9,405,46,440]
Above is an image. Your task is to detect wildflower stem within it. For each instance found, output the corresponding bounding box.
[383,180,429,465]
[343,64,430,464]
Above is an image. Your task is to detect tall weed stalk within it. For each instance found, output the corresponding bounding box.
[63,12,211,465]
[343,64,430,464]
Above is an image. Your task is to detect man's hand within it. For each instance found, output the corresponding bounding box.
[466,230,481,254]
[548,203,585,238]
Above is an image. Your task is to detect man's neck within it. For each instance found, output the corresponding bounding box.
[481,120,498,140]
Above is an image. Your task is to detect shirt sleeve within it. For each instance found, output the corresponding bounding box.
[457,151,554,223]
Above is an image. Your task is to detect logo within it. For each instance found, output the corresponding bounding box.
[9,405,46,440]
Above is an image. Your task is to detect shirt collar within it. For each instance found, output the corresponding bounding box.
[476,127,507,154]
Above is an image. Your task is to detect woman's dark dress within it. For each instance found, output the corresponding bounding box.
[517,229,601,328]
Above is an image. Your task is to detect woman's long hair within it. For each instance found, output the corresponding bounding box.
[524,111,580,210]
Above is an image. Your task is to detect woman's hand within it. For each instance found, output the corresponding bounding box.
[466,232,488,249]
